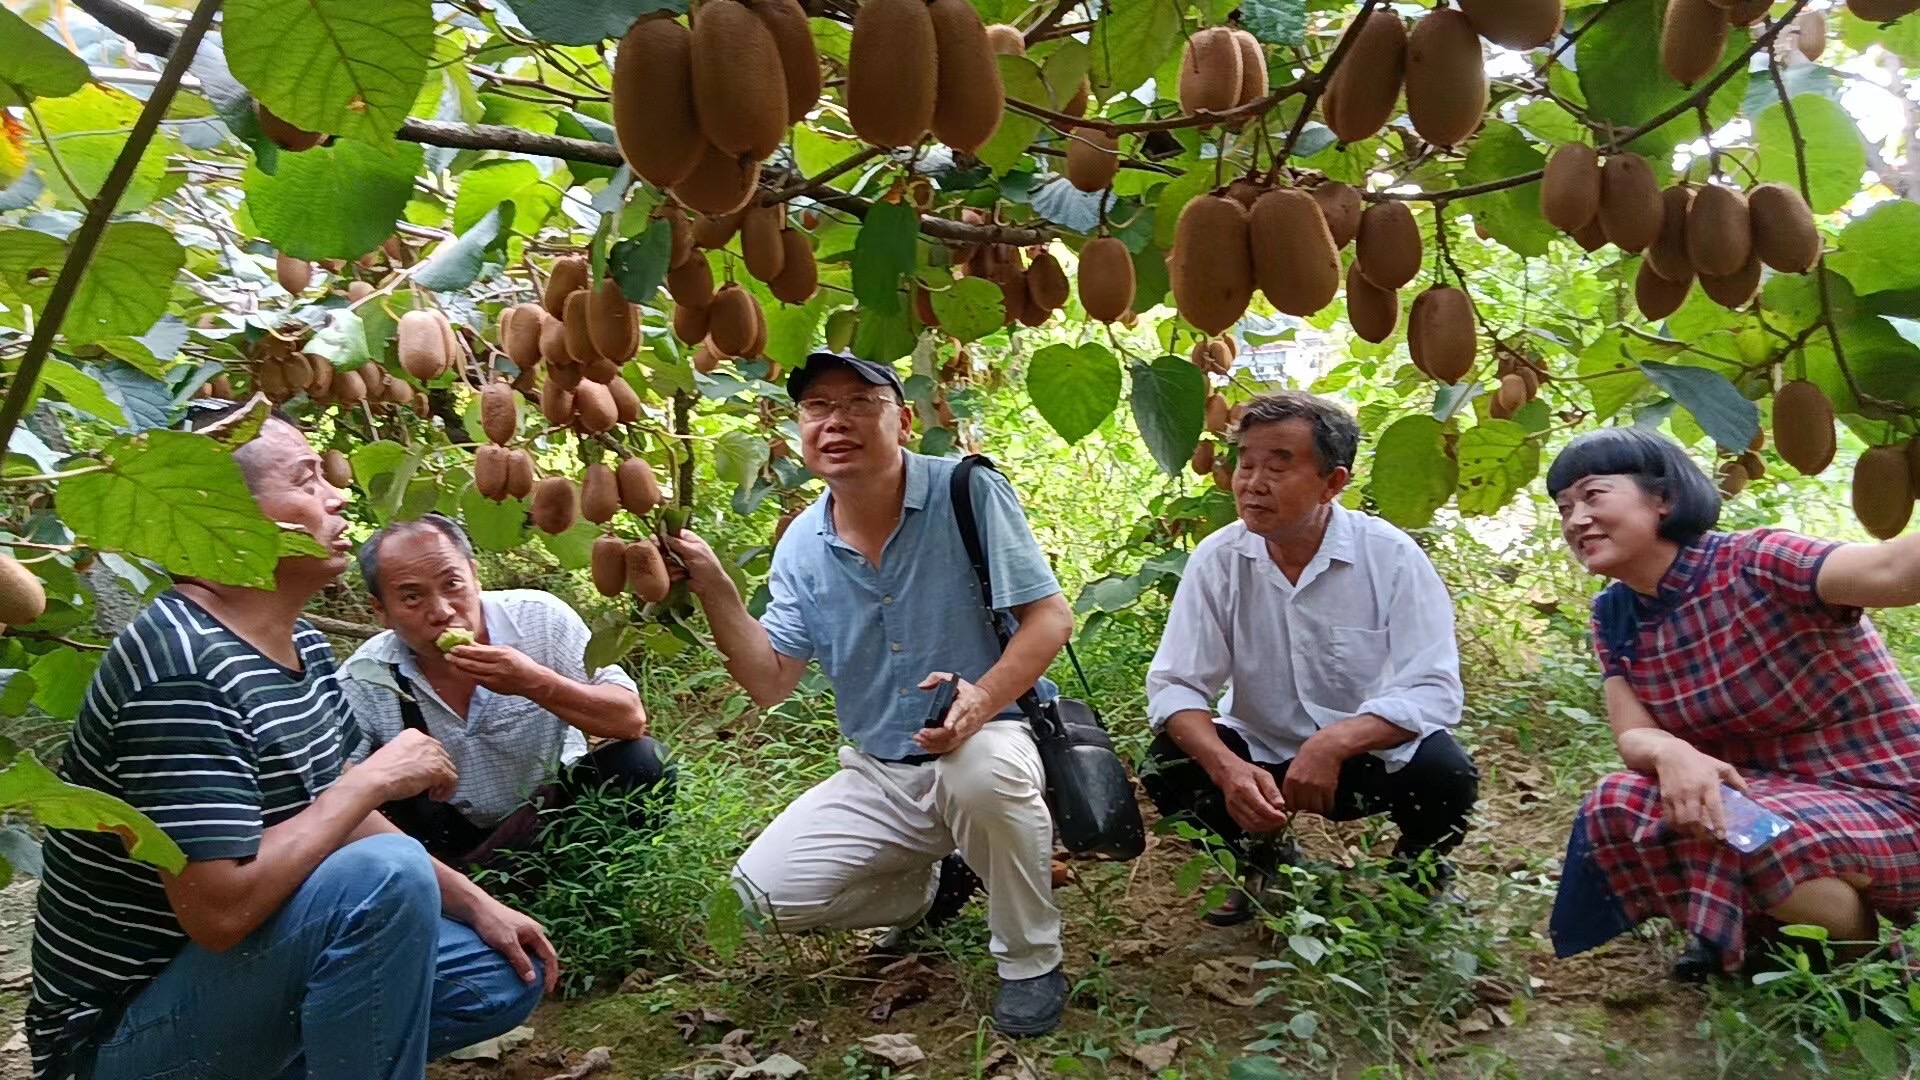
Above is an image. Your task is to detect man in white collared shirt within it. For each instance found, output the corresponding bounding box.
[1143,391,1477,925]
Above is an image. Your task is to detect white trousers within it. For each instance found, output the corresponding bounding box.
[731,720,1063,979]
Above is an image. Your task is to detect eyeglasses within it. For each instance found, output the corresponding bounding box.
[797,395,895,422]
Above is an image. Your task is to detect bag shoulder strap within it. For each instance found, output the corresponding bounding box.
[389,663,430,736]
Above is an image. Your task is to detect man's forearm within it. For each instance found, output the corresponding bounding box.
[973,599,1072,715]
[1311,714,1416,759]
[699,585,792,706]
[350,809,490,923]
[1165,709,1243,780]
[529,674,647,739]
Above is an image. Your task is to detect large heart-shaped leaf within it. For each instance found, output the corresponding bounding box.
[0,223,184,346]
[1129,355,1207,476]
[224,0,435,143]
[0,7,89,106]
[243,140,422,261]
[1370,415,1457,529]
[851,201,918,317]
[1455,420,1540,517]
[0,752,185,873]
[1027,343,1122,445]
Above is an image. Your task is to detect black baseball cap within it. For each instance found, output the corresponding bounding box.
[786,350,905,403]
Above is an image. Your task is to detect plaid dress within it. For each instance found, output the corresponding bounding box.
[1570,529,1920,971]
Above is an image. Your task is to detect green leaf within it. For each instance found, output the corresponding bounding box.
[853,307,917,364]
[609,218,674,304]
[1129,355,1207,476]
[928,277,1006,343]
[1577,329,1660,420]
[1027,343,1122,445]
[0,6,89,106]
[1174,853,1211,894]
[28,648,100,721]
[1755,94,1864,215]
[977,56,1049,174]
[792,124,852,181]
[276,524,331,559]
[1640,361,1758,451]
[1577,0,1748,157]
[451,160,559,235]
[38,360,128,428]
[412,205,509,292]
[1514,100,1591,146]
[1839,9,1920,61]
[61,431,284,588]
[459,486,528,553]
[584,619,642,673]
[495,0,686,46]
[30,84,181,213]
[1830,199,1920,296]
[1851,1017,1898,1076]
[1040,41,1092,110]
[243,140,423,261]
[350,440,409,490]
[713,431,769,490]
[1289,934,1328,966]
[851,201,918,317]
[1242,0,1306,46]
[224,0,434,143]
[705,880,745,961]
[1092,0,1183,93]
[1225,1058,1296,1080]
[1455,420,1540,517]
[541,520,601,570]
[0,752,185,873]
[1457,120,1554,258]
[1155,168,1214,251]
[1370,415,1457,529]
[0,223,184,346]
[306,308,371,370]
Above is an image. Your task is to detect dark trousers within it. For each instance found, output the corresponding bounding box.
[1141,724,1478,870]
[382,736,676,870]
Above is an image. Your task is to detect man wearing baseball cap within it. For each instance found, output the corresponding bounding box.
[665,350,1076,1036]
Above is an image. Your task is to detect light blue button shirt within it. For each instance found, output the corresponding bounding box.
[761,451,1062,760]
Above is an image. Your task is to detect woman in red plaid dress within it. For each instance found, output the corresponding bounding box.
[1544,428,1920,980]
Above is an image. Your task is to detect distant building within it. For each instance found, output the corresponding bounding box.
[1227,314,1341,386]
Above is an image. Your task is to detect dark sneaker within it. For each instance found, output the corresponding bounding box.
[1202,840,1300,927]
[1389,854,1458,898]
[1672,933,1722,983]
[992,965,1068,1037]
[875,853,983,952]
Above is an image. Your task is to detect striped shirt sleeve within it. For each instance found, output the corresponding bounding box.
[109,677,264,862]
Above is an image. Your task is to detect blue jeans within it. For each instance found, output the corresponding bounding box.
[88,834,543,1080]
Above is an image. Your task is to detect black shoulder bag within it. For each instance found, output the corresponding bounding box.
[950,455,1146,862]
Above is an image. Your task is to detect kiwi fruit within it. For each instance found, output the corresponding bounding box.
[539,310,577,367]
[0,555,46,627]
[1356,201,1422,290]
[673,299,713,345]
[1699,252,1760,308]
[929,0,1006,154]
[1634,259,1692,321]
[1178,26,1244,119]
[1846,0,1920,23]
[549,363,583,392]
[692,209,746,249]
[397,310,449,381]
[505,303,546,370]
[1773,378,1837,475]
[1541,143,1601,233]
[672,145,762,216]
[473,444,511,501]
[345,280,374,303]
[588,278,639,362]
[1458,0,1563,48]
[480,381,517,445]
[530,476,578,535]
[541,385,575,426]
[544,255,590,319]
[1232,28,1268,109]
[1570,216,1609,252]
[1312,182,1363,250]
[1495,373,1529,413]
[1739,450,1766,480]
[1686,184,1752,277]
[563,289,600,364]
[1727,0,1772,23]
[608,375,641,424]
[1205,394,1230,435]
[591,535,629,598]
[1346,261,1400,344]
[1077,236,1136,323]
[612,16,705,187]
[500,449,532,499]
[664,205,695,268]
[741,205,788,283]
[1025,250,1071,313]
[985,23,1026,54]
[1404,8,1488,148]
[1192,441,1216,476]
[1323,12,1408,144]
[690,0,788,160]
[753,0,822,124]
[1408,285,1476,383]
[1854,446,1914,539]
[667,254,716,309]
[768,230,820,303]
[1796,9,1828,60]
[334,368,367,407]
[1661,0,1730,87]
[275,253,311,295]
[848,0,939,147]
[1646,186,1696,282]
[617,457,664,515]
[255,103,324,152]
[1065,127,1120,193]
[574,381,619,435]
[1718,458,1750,497]
[1170,195,1255,335]
[1249,188,1340,317]
[1597,154,1663,254]
[581,463,620,524]
[708,285,761,357]
[1747,182,1821,273]
[626,541,673,603]
[692,340,723,374]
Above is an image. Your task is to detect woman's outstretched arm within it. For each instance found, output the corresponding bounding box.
[1815,533,1920,609]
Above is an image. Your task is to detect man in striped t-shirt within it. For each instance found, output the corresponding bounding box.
[28,403,556,1080]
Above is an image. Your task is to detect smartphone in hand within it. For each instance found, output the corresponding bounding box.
[1721,785,1793,853]
[922,678,957,730]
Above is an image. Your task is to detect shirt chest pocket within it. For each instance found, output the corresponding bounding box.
[1326,625,1390,692]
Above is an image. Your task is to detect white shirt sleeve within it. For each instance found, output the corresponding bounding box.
[1352,544,1464,746]
[1145,546,1233,730]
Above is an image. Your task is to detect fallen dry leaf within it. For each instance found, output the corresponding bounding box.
[980,1044,1039,1080]
[1190,956,1263,1008]
[617,967,656,993]
[787,1018,822,1045]
[867,958,937,1022]
[448,1024,536,1062]
[674,1007,735,1043]
[860,1032,927,1068]
[1124,1036,1183,1071]
[1106,938,1164,963]
[537,1046,612,1080]
[729,1052,809,1078]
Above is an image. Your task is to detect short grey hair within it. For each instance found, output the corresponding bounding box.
[359,513,475,598]
[1230,391,1360,475]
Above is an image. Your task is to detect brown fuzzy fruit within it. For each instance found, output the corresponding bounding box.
[588,278,639,362]
[1250,189,1340,317]
[563,290,599,364]
[0,554,44,628]
[346,280,374,303]
[612,17,705,187]
[581,463,620,524]
[276,253,311,295]
[617,458,663,515]
[1699,252,1760,308]
[505,303,546,370]
[334,368,367,407]
[1635,259,1693,321]
[754,0,822,124]
[481,382,517,445]
[544,255,589,319]
[1205,393,1230,434]
[1459,0,1563,48]
[1356,201,1422,290]
[1796,9,1828,59]
[1747,182,1821,273]
[1647,186,1696,282]
[474,445,511,501]
[985,23,1026,54]
[1405,8,1487,148]
[848,0,939,148]
[1192,441,1216,476]
[1178,26,1244,119]
[541,385,575,426]
[708,285,761,357]
[1065,128,1120,193]
[1495,373,1529,413]
[1077,236,1136,323]
[626,541,672,603]
[1718,458,1749,497]
[692,340,722,374]
[1846,0,1920,23]
[1598,154,1664,254]
[1346,262,1400,344]
[505,450,535,499]
[672,145,762,216]
[1854,446,1914,539]
[1313,183,1363,250]
[930,0,1006,154]
[1773,378,1836,475]
[1026,251,1071,312]
[531,476,579,535]
[1662,0,1730,87]
[691,0,788,160]
[591,535,629,597]
[665,205,695,267]
[667,255,716,309]
[768,231,820,303]
[1170,195,1255,335]
[1727,0,1772,23]
[1233,29,1268,108]
[320,449,352,490]
[539,311,577,367]
[1541,143,1601,233]
[585,357,620,385]
[256,103,324,151]
[549,363,583,393]
[1570,216,1609,252]
[692,211,745,249]
[1686,184,1753,277]
[1324,12,1407,144]
[1408,285,1476,384]
[741,205,788,283]
[397,310,449,382]
[609,376,641,424]
[573,381,618,435]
